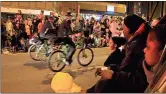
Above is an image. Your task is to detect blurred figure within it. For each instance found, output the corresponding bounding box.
[27,17,33,34]
[110,19,119,37]
[38,10,45,22]
[32,16,40,33]
[151,17,161,27]
[24,20,31,38]
[6,18,14,36]
[38,20,44,34]
[93,21,101,36]
[14,10,23,23]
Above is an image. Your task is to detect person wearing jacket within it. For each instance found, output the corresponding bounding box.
[39,16,57,40]
[56,12,76,65]
[104,37,126,71]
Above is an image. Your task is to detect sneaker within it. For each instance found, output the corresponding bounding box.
[62,59,70,65]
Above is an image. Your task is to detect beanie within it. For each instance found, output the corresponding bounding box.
[124,14,146,34]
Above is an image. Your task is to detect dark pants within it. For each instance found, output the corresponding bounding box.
[54,37,76,62]
[87,78,118,93]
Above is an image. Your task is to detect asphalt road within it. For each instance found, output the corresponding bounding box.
[1,47,112,93]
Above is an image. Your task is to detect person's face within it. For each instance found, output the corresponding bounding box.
[144,32,162,67]
[106,29,109,32]
[151,19,159,27]
[122,24,130,40]
[66,16,72,20]
[17,21,20,24]
[48,18,54,23]
[41,11,44,14]
[28,18,31,21]
[109,38,116,50]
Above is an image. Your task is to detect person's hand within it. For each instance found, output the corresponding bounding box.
[99,70,114,80]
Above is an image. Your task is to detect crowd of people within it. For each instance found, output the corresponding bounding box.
[1,9,125,53]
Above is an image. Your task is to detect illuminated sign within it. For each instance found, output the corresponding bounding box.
[107,5,114,12]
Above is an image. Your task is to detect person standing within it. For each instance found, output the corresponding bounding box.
[24,20,31,38]
[38,20,44,34]
[6,18,14,36]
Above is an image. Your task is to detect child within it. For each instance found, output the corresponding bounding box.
[104,37,126,70]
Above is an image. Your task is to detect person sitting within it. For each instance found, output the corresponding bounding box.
[104,37,126,71]
[143,24,166,92]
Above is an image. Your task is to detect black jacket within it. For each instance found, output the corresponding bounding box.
[104,49,125,70]
[57,20,72,37]
[40,22,56,37]
[104,62,148,93]
[119,34,147,72]
[109,34,148,92]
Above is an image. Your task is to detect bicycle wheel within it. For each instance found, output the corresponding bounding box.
[28,44,40,61]
[48,50,66,72]
[28,44,47,61]
[77,47,94,66]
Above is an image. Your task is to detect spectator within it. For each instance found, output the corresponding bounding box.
[110,19,119,37]
[24,20,31,38]
[83,19,90,37]
[143,25,166,87]
[1,21,6,49]
[14,20,21,34]
[104,37,126,70]
[93,21,101,36]
[32,16,40,33]
[14,10,23,23]
[151,17,161,27]
[38,10,45,22]
[100,15,106,37]
[6,18,14,36]
[38,20,44,34]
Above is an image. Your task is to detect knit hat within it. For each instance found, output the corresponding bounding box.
[112,37,127,48]
[124,14,146,34]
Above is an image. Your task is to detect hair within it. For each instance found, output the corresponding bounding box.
[18,10,22,14]
[149,24,166,51]
[112,37,127,48]
[41,10,44,13]
[155,17,162,21]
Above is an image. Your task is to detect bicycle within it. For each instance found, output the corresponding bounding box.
[28,37,53,61]
[47,37,94,72]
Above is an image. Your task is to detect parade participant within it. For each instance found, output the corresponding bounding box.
[39,16,56,40]
[56,12,76,65]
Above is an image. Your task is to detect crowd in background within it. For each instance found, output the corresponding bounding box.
[1,10,125,53]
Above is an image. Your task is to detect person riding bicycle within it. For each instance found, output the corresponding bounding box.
[39,16,57,53]
[56,12,76,65]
